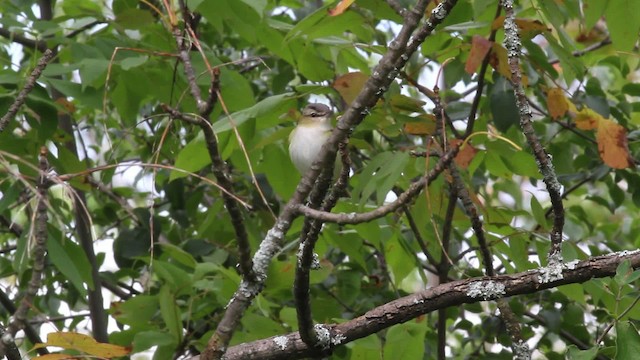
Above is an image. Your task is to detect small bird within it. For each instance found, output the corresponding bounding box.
[288,103,336,175]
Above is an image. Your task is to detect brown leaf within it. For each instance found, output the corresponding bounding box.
[596,119,633,169]
[547,88,568,119]
[404,121,436,135]
[333,72,368,105]
[328,0,355,16]
[450,139,478,169]
[465,35,493,74]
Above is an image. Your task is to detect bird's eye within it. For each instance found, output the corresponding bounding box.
[310,112,318,117]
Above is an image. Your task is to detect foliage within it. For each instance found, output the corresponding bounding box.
[0,0,639,359]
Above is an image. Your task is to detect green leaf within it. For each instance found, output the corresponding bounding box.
[47,234,94,296]
[170,133,210,181]
[153,260,193,296]
[530,195,548,230]
[111,295,158,328]
[349,334,382,359]
[605,1,640,52]
[583,0,608,30]
[211,92,296,134]
[132,330,176,353]
[383,321,427,359]
[158,243,197,270]
[616,321,640,360]
[159,285,182,343]
[490,77,519,132]
[567,345,598,360]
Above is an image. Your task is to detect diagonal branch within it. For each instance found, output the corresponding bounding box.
[201,1,460,358]
[0,49,55,132]
[222,250,640,359]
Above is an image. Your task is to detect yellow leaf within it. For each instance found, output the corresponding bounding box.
[328,0,355,16]
[333,72,368,106]
[465,35,493,74]
[32,354,79,360]
[490,43,528,86]
[492,16,550,36]
[573,107,603,130]
[596,119,633,169]
[35,332,130,358]
[547,88,568,119]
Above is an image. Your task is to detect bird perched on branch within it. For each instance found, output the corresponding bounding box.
[288,103,337,176]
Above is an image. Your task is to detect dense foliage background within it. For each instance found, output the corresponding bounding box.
[1,0,640,359]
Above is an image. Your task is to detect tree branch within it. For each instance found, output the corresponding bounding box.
[501,0,565,260]
[0,147,50,358]
[0,49,55,132]
[200,1,459,358]
[295,144,458,225]
[220,250,640,359]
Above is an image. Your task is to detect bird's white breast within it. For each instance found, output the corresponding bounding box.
[289,124,331,174]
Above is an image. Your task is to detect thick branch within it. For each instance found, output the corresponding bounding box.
[222,250,640,359]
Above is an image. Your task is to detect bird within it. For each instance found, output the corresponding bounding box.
[288,103,336,176]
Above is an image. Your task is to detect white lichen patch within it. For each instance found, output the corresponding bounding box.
[565,260,580,270]
[313,324,332,349]
[537,252,565,283]
[512,339,531,360]
[331,332,347,345]
[273,336,288,350]
[466,281,506,300]
[617,249,640,256]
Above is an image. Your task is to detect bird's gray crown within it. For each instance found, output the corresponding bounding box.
[302,103,332,118]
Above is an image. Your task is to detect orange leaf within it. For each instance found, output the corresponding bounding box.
[333,72,368,105]
[573,107,603,130]
[328,0,355,16]
[547,88,568,119]
[34,332,130,358]
[450,139,478,169]
[465,36,493,74]
[596,119,633,169]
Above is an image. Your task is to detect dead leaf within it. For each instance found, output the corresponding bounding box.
[328,0,355,16]
[492,16,550,36]
[465,35,493,74]
[333,72,368,105]
[547,88,568,119]
[404,122,436,135]
[450,139,478,169]
[596,119,633,169]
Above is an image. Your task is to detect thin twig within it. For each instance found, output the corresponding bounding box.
[501,0,564,260]
[0,147,50,358]
[0,49,55,132]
